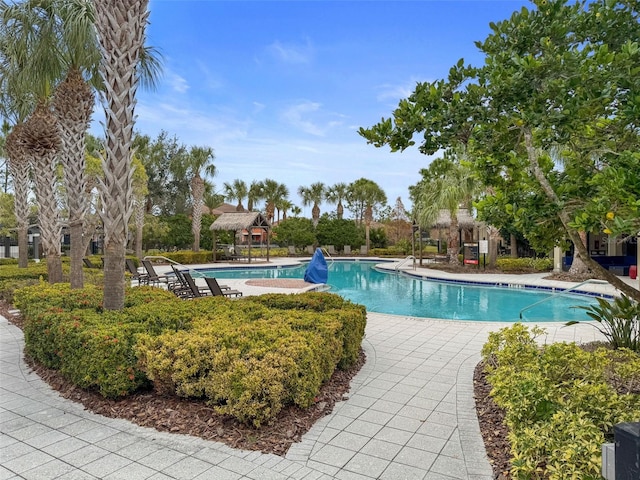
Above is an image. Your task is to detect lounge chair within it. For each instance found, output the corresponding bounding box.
[204,277,243,297]
[125,258,148,285]
[83,258,99,269]
[141,259,173,286]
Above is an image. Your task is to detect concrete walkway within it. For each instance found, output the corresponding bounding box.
[1,264,621,480]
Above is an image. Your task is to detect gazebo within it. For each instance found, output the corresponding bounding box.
[210,212,271,263]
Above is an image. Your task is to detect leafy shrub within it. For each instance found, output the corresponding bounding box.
[136,293,367,426]
[495,257,553,272]
[482,324,640,479]
[17,284,366,424]
[568,294,640,352]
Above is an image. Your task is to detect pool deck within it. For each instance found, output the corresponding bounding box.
[1,258,635,480]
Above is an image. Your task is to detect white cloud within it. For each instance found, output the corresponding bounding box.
[281,101,345,137]
[267,40,313,64]
[167,72,189,93]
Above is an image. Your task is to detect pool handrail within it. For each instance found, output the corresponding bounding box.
[320,247,335,266]
[518,278,609,320]
[142,255,203,278]
[395,255,416,272]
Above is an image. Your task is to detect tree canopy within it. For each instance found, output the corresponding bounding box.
[360,0,640,299]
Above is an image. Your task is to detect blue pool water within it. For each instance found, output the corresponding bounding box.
[197,261,601,322]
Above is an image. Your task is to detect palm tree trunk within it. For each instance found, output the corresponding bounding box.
[134,197,144,258]
[54,68,93,289]
[5,126,31,268]
[337,202,343,220]
[448,212,460,265]
[312,204,320,227]
[364,205,373,252]
[94,0,149,310]
[191,176,204,252]
[32,148,63,283]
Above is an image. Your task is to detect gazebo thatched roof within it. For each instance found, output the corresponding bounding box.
[433,208,475,229]
[210,212,270,232]
[210,213,271,263]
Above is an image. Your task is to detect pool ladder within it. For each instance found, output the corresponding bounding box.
[395,255,416,272]
[518,278,609,320]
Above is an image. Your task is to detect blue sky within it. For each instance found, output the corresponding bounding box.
[93,0,532,216]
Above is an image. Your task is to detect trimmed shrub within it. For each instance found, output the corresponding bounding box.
[17,284,367,425]
[482,324,640,479]
[495,257,553,272]
[136,293,367,426]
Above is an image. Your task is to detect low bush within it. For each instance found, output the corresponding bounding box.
[136,294,367,426]
[495,257,553,272]
[17,284,367,425]
[482,324,640,479]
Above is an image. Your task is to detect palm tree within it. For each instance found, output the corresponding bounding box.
[223,179,247,212]
[1,1,64,282]
[290,205,302,217]
[261,179,289,223]
[349,179,387,253]
[93,0,150,309]
[298,182,325,227]
[276,199,293,221]
[411,157,478,264]
[247,180,263,212]
[326,182,348,220]
[185,146,215,252]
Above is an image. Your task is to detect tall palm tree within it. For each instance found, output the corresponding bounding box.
[247,180,263,212]
[93,0,150,309]
[261,179,289,223]
[223,179,247,212]
[326,182,348,220]
[348,178,387,252]
[1,0,64,282]
[23,100,64,281]
[411,157,478,264]
[185,146,215,252]
[298,182,325,227]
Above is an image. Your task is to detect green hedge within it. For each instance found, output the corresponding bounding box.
[482,324,640,479]
[16,284,367,426]
[495,257,553,272]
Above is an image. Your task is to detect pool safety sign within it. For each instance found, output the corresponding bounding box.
[464,241,488,268]
[463,242,479,265]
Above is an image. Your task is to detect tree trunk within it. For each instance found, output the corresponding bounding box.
[337,202,343,220]
[364,205,373,252]
[448,212,460,264]
[53,68,93,289]
[524,130,639,301]
[312,204,320,227]
[6,125,33,268]
[134,198,144,259]
[510,233,518,258]
[94,0,149,309]
[191,176,204,252]
[568,232,591,276]
[69,222,84,288]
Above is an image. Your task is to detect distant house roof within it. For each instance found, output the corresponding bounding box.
[433,208,476,229]
[208,202,240,216]
[210,212,270,232]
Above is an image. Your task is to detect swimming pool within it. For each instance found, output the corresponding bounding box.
[197,261,602,322]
